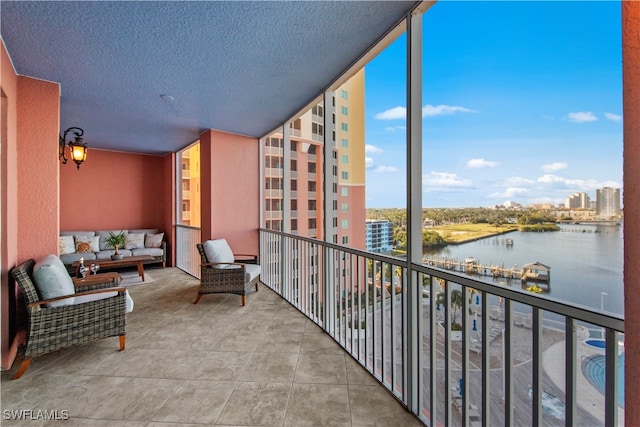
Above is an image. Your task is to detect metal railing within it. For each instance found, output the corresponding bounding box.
[259,228,624,427]
[176,225,201,278]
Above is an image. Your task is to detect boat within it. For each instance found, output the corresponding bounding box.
[506,238,514,246]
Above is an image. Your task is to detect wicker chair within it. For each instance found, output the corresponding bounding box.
[10,259,128,379]
[194,239,260,306]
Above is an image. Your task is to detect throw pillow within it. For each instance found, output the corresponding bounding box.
[33,254,75,307]
[124,233,145,250]
[59,235,76,255]
[75,235,100,253]
[145,232,164,248]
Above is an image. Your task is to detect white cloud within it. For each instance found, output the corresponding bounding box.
[537,174,569,184]
[374,165,398,173]
[375,106,406,120]
[541,162,568,173]
[365,144,382,154]
[604,112,622,122]
[422,104,476,117]
[537,174,619,190]
[488,187,528,198]
[375,104,476,120]
[365,157,374,168]
[423,172,473,191]
[498,176,535,186]
[384,125,406,132]
[466,158,498,169]
[567,111,598,123]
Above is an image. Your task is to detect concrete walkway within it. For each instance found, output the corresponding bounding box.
[542,339,625,425]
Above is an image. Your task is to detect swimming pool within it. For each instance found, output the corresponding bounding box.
[584,338,606,349]
[581,353,624,407]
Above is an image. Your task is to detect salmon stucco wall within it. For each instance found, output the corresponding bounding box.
[200,130,259,255]
[60,149,168,232]
[1,40,61,369]
[1,40,20,370]
[17,76,60,261]
[623,1,640,424]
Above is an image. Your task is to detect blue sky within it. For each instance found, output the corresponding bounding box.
[363,1,622,208]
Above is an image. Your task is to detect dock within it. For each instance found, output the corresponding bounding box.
[422,256,523,280]
[422,256,550,285]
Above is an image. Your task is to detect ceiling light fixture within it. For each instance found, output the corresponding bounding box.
[59,127,87,170]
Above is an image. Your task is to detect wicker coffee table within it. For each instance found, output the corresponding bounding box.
[72,255,153,281]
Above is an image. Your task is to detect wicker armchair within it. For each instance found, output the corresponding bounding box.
[10,259,128,379]
[194,239,261,306]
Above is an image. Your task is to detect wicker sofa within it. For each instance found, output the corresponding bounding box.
[59,228,166,274]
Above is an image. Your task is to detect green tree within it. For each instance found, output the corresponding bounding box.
[422,230,447,247]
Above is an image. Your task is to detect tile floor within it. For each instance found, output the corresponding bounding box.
[1,267,424,426]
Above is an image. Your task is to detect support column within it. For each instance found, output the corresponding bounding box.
[406,7,423,414]
[623,1,640,425]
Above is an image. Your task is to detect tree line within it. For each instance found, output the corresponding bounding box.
[367,207,559,248]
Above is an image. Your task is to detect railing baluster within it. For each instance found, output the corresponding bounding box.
[462,284,469,427]
[481,291,490,427]
[504,299,513,427]
[605,327,619,426]
[532,307,542,426]
[429,274,437,427]
[444,280,451,427]
[565,317,576,427]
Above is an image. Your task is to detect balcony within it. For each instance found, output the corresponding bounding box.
[0,266,421,426]
[259,229,625,426]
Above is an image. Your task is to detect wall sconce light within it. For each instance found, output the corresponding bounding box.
[59,127,87,170]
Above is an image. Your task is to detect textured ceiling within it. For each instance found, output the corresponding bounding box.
[1,1,418,155]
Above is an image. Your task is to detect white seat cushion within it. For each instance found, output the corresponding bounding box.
[244,263,261,282]
[224,263,261,283]
[73,289,134,313]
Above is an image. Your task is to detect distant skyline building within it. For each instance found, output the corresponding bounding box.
[565,192,590,209]
[503,201,522,209]
[366,220,393,253]
[596,187,621,219]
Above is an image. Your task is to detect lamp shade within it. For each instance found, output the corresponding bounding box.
[70,143,87,163]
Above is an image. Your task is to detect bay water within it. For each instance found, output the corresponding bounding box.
[424,223,624,317]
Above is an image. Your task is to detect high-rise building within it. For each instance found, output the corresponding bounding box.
[366,220,393,253]
[335,70,366,250]
[596,187,621,219]
[263,70,366,250]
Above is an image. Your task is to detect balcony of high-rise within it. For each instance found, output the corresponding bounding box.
[2,1,638,426]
